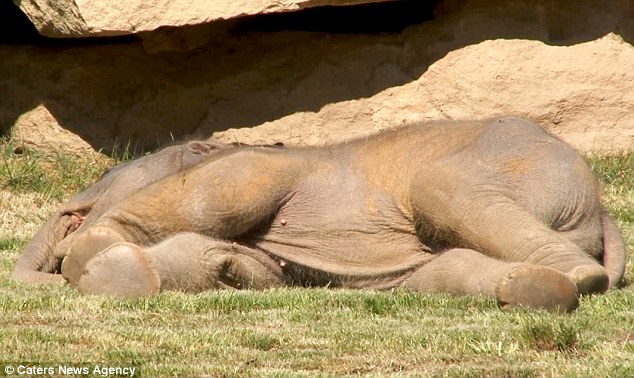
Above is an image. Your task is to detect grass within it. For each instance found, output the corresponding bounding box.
[1,138,113,201]
[588,152,634,224]
[0,137,632,377]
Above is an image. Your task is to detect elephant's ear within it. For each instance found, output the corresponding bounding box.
[186,140,229,155]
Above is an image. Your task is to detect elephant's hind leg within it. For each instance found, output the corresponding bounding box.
[409,164,609,295]
[78,233,285,298]
[402,249,579,312]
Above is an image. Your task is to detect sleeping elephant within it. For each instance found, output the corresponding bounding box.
[13,118,627,312]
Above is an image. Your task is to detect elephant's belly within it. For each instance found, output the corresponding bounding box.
[252,232,433,288]
[246,187,433,288]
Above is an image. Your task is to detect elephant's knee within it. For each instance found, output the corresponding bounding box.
[567,264,609,295]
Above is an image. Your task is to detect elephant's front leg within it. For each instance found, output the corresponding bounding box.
[60,151,301,286]
[402,248,579,312]
[77,233,285,298]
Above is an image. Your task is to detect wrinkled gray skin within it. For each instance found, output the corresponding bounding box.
[11,139,232,283]
[14,118,626,312]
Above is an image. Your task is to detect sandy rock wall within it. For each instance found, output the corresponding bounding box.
[15,0,380,37]
[1,0,633,155]
[214,34,634,152]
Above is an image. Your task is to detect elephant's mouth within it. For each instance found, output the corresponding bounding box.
[48,208,92,274]
[63,210,89,238]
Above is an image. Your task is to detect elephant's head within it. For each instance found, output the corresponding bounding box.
[11,139,233,284]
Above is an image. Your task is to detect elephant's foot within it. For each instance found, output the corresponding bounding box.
[78,242,160,298]
[496,266,579,313]
[567,264,609,295]
[61,227,125,287]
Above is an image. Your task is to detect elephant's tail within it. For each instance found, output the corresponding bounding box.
[601,212,627,288]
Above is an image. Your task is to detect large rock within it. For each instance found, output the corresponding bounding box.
[217,34,634,152]
[14,0,382,38]
[10,105,100,158]
[2,0,633,155]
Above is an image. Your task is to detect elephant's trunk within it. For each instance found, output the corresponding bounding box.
[11,186,102,284]
[601,212,627,288]
[11,211,77,284]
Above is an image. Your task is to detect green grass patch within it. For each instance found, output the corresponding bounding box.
[588,152,634,223]
[1,139,52,196]
[589,152,634,188]
[0,237,25,252]
[0,145,632,376]
[518,317,581,352]
[0,286,632,376]
[0,137,114,201]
